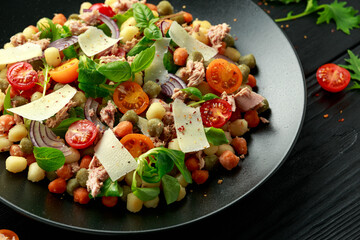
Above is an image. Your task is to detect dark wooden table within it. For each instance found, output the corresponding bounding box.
[1,0,360,239]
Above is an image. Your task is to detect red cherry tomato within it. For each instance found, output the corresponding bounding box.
[7,62,38,91]
[90,3,115,17]
[200,99,232,128]
[65,120,99,149]
[316,63,351,92]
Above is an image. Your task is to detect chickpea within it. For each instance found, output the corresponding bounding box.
[238,54,256,69]
[204,143,219,156]
[76,168,89,187]
[216,144,235,156]
[120,110,139,124]
[66,178,80,196]
[224,47,241,62]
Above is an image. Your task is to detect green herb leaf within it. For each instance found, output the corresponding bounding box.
[3,86,13,116]
[163,51,179,73]
[127,36,154,56]
[33,146,66,171]
[133,3,157,29]
[269,0,301,4]
[51,118,82,138]
[339,50,360,81]
[317,0,360,35]
[62,45,78,60]
[202,93,220,101]
[348,81,360,90]
[144,23,163,40]
[37,18,71,41]
[78,83,110,98]
[204,127,229,146]
[113,9,134,29]
[68,106,85,119]
[96,178,123,198]
[181,87,203,100]
[78,56,106,85]
[133,186,160,201]
[98,61,132,82]
[162,174,180,205]
[130,46,156,73]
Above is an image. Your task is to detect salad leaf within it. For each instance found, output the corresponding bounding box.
[51,118,82,138]
[202,93,221,101]
[62,45,78,60]
[91,178,123,198]
[97,61,132,82]
[127,36,154,56]
[339,51,360,81]
[68,106,85,119]
[37,18,72,41]
[275,0,360,35]
[130,46,156,73]
[181,87,203,100]
[3,86,13,116]
[133,3,158,29]
[161,174,181,205]
[113,8,134,29]
[163,51,179,73]
[144,23,163,40]
[204,127,229,146]
[33,146,65,171]
[132,147,192,201]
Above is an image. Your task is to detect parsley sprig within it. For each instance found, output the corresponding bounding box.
[339,50,360,89]
[273,0,360,35]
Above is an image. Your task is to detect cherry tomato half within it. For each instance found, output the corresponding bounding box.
[200,99,232,128]
[90,3,115,17]
[113,81,150,114]
[7,62,38,91]
[206,59,243,94]
[65,120,99,149]
[316,63,351,93]
[120,134,154,158]
[49,58,79,84]
[0,229,19,240]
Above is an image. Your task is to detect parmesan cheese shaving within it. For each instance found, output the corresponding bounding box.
[169,21,217,61]
[94,129,138,181]
[78,27,122,57]
[172,99,210,153]
[144,38,171,85]
[0,43,43,65]
[7,84,77,121]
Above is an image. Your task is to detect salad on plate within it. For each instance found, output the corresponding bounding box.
[0,0,270,212]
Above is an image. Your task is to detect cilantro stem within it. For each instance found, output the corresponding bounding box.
[275,4,327,22]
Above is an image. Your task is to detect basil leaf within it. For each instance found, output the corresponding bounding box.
[202,93,220,101]
[130,46,156,73]
[127,36,154,56]
[68,106,85,119]
[133,3,156,29]
[33,147,66,171]
[51,118,82,138]
[97,61,132,82]
[144,23,162,40]
[3,86,13,116]
[181,87,203,100]
[156,152,175,179]
[162,175,180,205]
[204,127,229,146]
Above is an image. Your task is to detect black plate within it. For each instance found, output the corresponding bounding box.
[0,0,305,234]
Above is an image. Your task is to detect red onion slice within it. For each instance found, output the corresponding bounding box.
[48,36,79,52]
[83,9,119,39]
[29,121,72,156]
[84,97,108,132]
[161,73,187,97]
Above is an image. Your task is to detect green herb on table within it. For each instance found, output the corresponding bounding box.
[89,178,123,199]
[274,0,360,35]
[339,50,360,89]
[33,146,65,171]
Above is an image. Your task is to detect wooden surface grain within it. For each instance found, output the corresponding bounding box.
[1,0,360,239]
